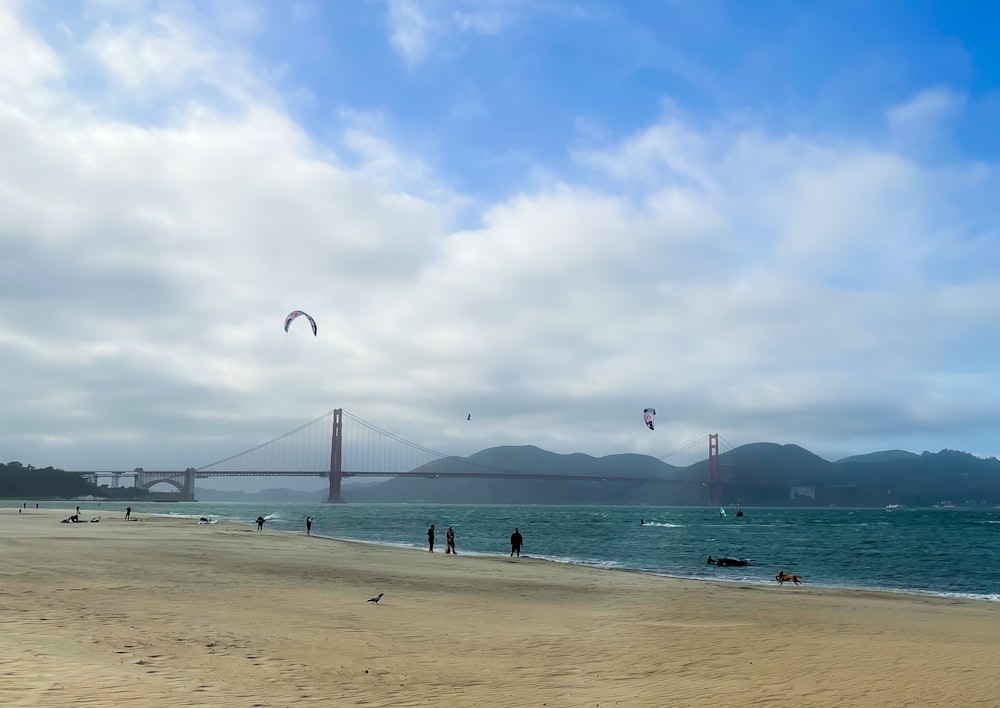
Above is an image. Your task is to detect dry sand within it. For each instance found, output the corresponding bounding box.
[1,507,997,707]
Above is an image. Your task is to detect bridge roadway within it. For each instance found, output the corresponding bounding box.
[79,470,703,485]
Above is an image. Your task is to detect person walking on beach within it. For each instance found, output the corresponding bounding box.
[446,526,456,555]
[427,524,436,553]
[510,527,523,558]
[125,506,131,521]
[256,516,265,532]
[306,516,313,535]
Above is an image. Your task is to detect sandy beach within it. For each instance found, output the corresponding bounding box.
[1,507,997,707]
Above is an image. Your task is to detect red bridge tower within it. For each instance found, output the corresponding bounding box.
[327,408,344,503]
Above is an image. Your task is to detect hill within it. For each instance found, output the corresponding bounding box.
[835,450,920,464]
[345,445,690,505]
[344,444,1000,507]
[0,461,150,501]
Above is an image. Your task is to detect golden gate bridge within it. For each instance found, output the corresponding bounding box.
[74,409,735,504]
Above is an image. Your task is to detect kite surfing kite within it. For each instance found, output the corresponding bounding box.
[284,310,317,336]
[643,408,656,431]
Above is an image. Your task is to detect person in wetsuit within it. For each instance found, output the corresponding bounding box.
[510,527,523,558]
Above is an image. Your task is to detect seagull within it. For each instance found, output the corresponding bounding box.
[367,593,384,604]
[467,414,471,420]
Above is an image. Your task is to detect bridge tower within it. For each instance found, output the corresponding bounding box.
[326,408,345,503]
[708,433,721,505]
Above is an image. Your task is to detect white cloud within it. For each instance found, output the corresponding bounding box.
[887,87,967,150]
[386,0,433,66]
[384,0,524,66]
[212,0,262,35]
[85,11,270,104]
[0,3,62,98]
[2,0,1000,476]
[888,87,966,129]
[453,2,516,35]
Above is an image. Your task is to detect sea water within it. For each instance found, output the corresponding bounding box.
[51,502,1000,601]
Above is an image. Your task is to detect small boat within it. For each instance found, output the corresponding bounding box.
[885,504,904,511]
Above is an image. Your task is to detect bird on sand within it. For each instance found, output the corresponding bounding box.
[367,593,384,604]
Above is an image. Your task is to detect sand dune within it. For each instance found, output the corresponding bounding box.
[1,507,997,707]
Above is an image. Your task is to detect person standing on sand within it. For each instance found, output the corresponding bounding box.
[446,526,456,554]
[510,527,523,558]
[306,516,313,535]
[256,516,265,532]
[125,506,131,521]
[427,524,435,553]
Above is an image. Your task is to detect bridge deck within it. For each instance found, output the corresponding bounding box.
[79,470,703,485]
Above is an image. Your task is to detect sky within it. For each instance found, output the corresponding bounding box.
[3,0,1000,488]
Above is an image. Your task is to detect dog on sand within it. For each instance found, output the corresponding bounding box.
[775,571,802,586]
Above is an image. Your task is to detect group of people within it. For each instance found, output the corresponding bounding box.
[427,524,524,557]
[257,515,526,559]
[427,524,458,554]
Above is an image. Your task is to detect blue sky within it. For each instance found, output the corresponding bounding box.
[2,0,1000,486]
[31,1,1000,197]
[271,1,1000,181]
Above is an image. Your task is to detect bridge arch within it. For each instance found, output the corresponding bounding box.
[135,468,196,501]
[141,478,185,493]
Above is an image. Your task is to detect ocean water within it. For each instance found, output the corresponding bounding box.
[51,501,1000,601]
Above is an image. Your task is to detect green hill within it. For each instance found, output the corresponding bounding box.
[835,450,920,464]
[0,461,150,501]
[344,444,1000,507]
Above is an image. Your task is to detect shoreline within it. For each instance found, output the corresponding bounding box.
[27,504,1000,605]
[155,511,1000,605]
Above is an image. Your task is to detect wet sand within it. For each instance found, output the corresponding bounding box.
[1,506,997,707]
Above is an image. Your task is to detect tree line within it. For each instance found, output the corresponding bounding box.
[0,461,150,500]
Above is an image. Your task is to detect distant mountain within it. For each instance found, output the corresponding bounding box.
[342,443,1000,507]
[835,450,920,464]
[345,445,693,505]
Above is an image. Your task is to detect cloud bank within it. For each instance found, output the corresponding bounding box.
[2,2,999,480]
